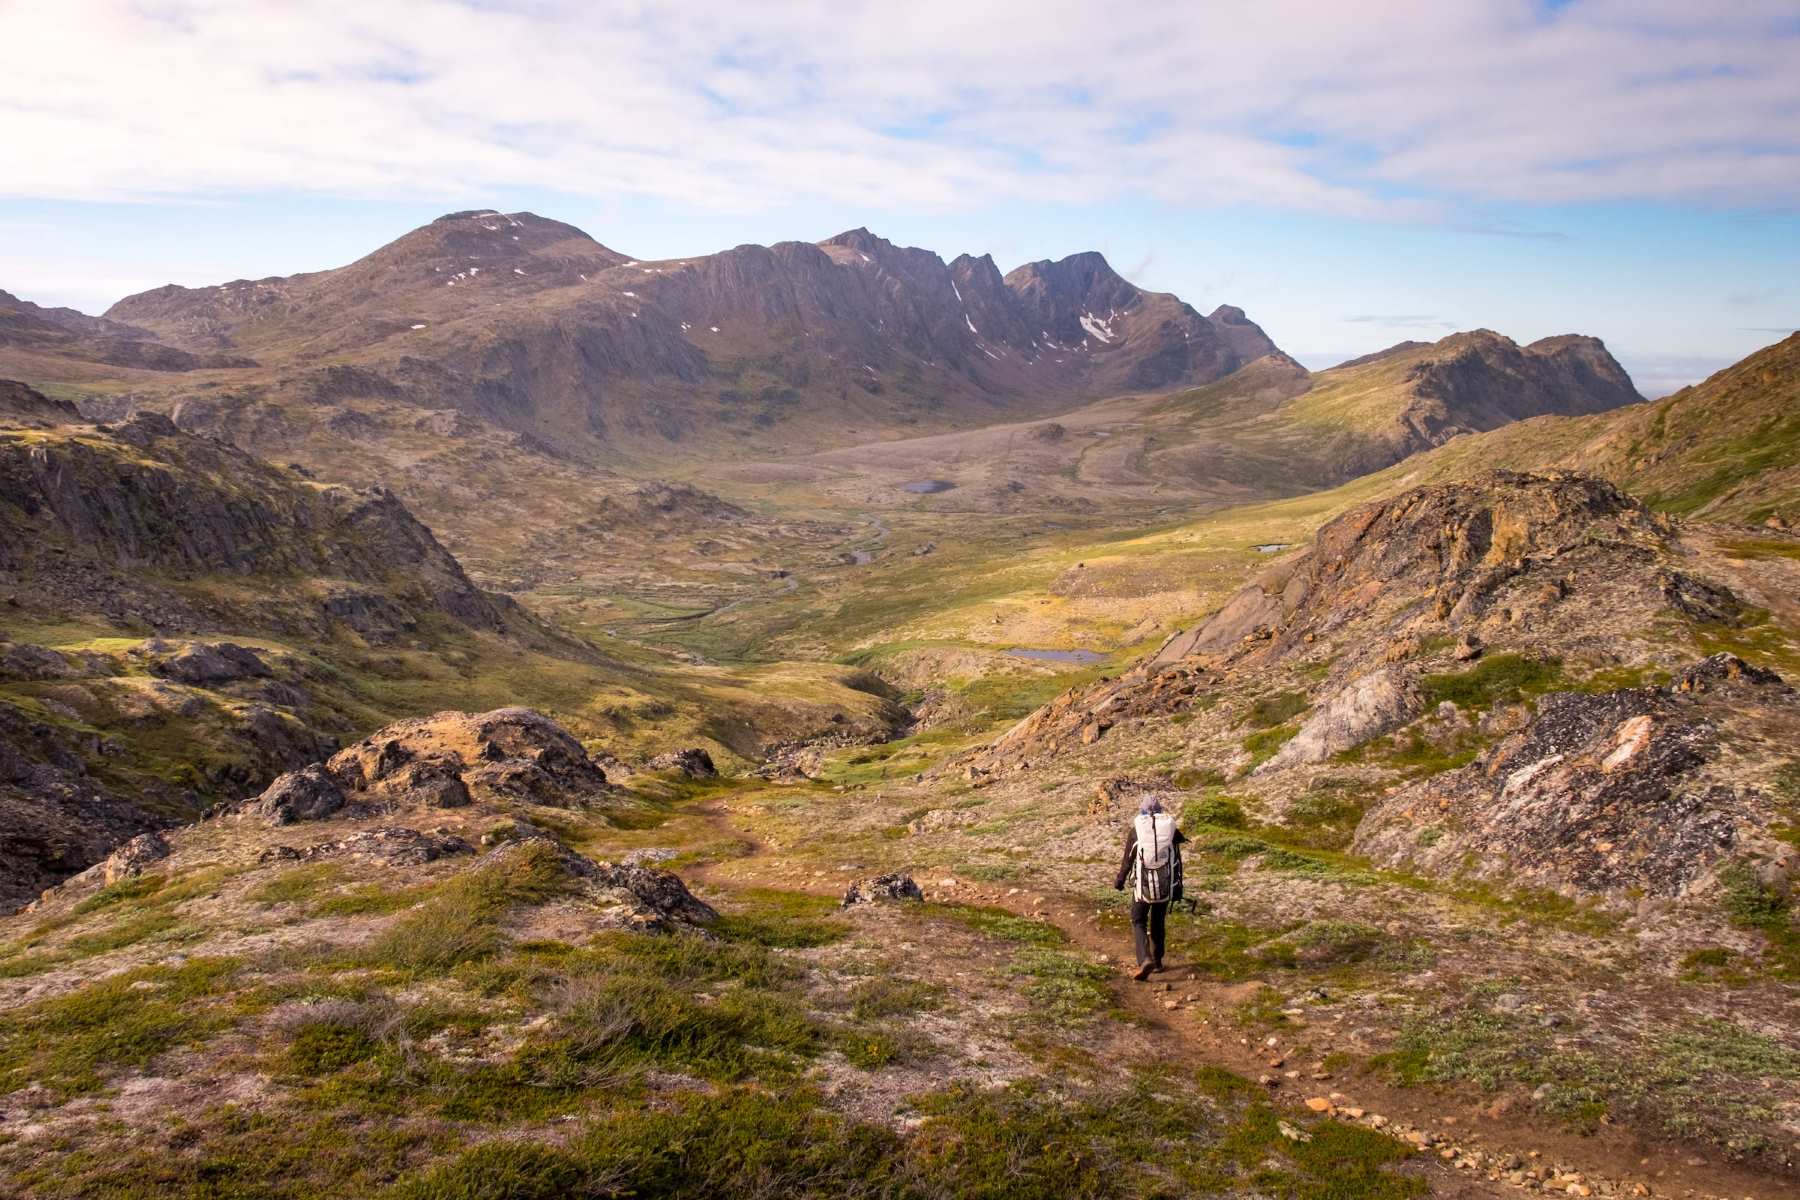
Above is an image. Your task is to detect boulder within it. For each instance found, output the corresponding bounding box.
[644,747,716,778]
[250,764,347,825]
[102,831,173,882]
[842,872,925,907]
[585,859,719,930]
[140,639,270,685]
[1260,669,1419,772]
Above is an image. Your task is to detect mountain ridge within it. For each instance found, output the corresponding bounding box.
[71,212,1279,455]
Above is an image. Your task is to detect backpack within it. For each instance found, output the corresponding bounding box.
[1133,812,1183,904]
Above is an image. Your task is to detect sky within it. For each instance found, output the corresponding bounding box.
[2,1,1797,396]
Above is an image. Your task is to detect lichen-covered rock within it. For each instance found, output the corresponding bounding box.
[584,860,719,930]
[237,707,616,832]
[842,872,926,907]
[644,748,717,778]
[1260,668,1419,771]
[482,836,717,932]
[136,639,270,685]
[259,826,475,867]
[1353,655,1794,903]
[326,707,612,810]
[251,764,348,825]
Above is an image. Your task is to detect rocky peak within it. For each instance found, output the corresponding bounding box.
[1004,251,1139,333]
[1206,304,1280,364]
[1403,331,1642,435]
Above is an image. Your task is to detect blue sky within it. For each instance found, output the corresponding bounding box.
[3,1,1797,395]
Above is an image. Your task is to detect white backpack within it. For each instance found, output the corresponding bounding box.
[1133,811,1182,903]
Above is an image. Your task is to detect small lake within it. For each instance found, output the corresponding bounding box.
[1006,647,1106,665]
[1253,543,1295,553]
[901,479,956,494]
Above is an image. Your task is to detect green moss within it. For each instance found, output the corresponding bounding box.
[1008,948,1110,1025]
[359,842,578,975]
[535,972,821,1081]
[1242,721,1300,765]
[1187,793,1247,829]
[0,957,242,1096]
[935,904,1066,947]
[387,1141,582,1200]
[1717,864,1800,978]
[1172,765,1226,790]
[846,977,943,1020]
[71,872,168,914]
[711,888,851,949]
[1420,653,1562,710]
[288,1022,382,1076]
[249,862,348,905]
[1246,690,1309,728]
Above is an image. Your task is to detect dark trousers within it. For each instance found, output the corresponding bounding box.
[1131,900,1168,966]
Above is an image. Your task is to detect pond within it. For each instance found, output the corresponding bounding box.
[901,479,956,494]
[1253,543,1295,553]
[1005,647,1106,665]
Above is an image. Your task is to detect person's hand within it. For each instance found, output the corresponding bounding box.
[1113,881,1124,891]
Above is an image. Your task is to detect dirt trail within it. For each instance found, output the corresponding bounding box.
[686,798,1791,1200]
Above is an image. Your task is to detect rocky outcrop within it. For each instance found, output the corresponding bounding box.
[960,473,1748,775]
[258,826,474,866]
[1353,655,1796,904]
[1324,332,1643,471]
[1259,669,1419,771]
[241,708,616,827]
[0,398,542,644]
[582,854,720,931]
[644,748,717,778]
[0,379,80,427]
[136,639,270,685]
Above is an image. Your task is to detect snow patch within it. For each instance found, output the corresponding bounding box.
[709,325,720,333]
[410,323,427,330]
[951,279,962,303]
[1078,312,1115,343]
[965,314,978,334]
[622,290,636,297]
[513,268,525,275]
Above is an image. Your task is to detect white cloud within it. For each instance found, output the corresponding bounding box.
[0,1,1794,218]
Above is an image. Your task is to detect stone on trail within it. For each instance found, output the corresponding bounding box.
[841,872,925,907]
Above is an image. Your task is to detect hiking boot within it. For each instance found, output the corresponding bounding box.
[1132,960,1153,981]
[1152,959,1166,973]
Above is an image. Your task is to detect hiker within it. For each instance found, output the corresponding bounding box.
[1112,795,1187,981]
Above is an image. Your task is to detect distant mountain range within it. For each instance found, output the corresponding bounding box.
[9,212,1277,454]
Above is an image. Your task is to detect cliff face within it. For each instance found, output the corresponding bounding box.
[0,400,518,638]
